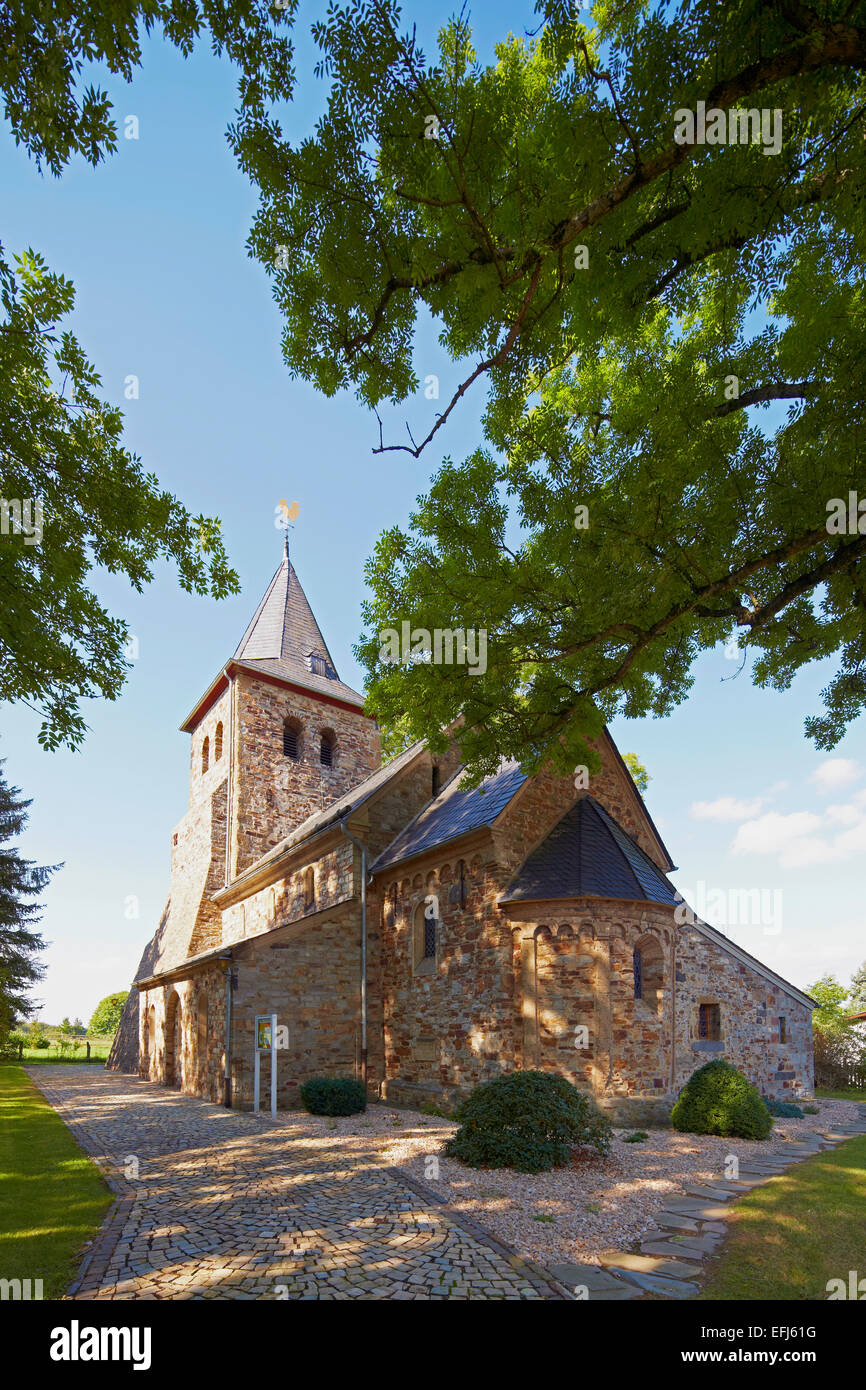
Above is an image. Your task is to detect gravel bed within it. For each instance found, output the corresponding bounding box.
[281,1097,861,1269]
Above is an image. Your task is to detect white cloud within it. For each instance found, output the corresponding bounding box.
[809,759,861,793]
[691,795,766,822]
[731,796,866,869]
[731,811,822,857]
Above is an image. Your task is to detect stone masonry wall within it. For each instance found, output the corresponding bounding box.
[376,840,813,1109]
[228,916,363,1109]
[138,965,226,1105]
[220,842,354,948]
[673,922,814,1098]
[232,673,380,874]
[378,853,516,1106]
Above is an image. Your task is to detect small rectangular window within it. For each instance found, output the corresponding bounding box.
[699,1003,721,1041]
[779,1016,787,1044]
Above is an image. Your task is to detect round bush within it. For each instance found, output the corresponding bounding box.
[444,1070,612,1173]
[671,1060,773,1139]
[300,1076,366,1116]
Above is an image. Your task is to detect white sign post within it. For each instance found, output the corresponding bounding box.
[254,1013,278,1118]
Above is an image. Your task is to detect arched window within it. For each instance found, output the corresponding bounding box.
[633,935,665,1014]
[201,736,209,774]
[320,731,334,767]
[303,867,315,911]
[283,717,301,760]
[413,896,438,974]
[214,722,223,761]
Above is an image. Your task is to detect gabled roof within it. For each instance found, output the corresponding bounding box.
[231,547,365,708]
[500,794,679,907]
[371,759,528,874]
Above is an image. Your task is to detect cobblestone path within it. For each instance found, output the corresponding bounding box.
[29,1067,565,1301]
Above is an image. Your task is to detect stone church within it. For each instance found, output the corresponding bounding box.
[109,544,815,1121]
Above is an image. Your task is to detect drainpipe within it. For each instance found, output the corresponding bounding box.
[219,951,233,1107]
[340,818,368,1088]
[669,935,677,1094]
[225,668,236,888]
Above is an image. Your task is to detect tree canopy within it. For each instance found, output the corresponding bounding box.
[88,991,129,1037]
[0,0,294,748]
[808,972,851,1030]
[232,0,866,779]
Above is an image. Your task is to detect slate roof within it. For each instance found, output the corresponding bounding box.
[500,794,679,906]
[232,548,365,708]
[371,759,528,874]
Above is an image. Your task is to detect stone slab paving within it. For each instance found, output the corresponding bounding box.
[28,1067,568,1302]
[591,1113,866,1300]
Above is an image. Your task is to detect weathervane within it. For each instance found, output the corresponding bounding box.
[275,498,300,558]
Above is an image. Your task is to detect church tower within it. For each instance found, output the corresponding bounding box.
[170,540,381,958]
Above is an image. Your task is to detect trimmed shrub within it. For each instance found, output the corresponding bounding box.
[763,1097,804,1119]
[299,1076,366,1116]
[671,1060,773,1140]
[444,1070,612,1173]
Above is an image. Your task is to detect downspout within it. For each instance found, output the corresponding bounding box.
[669,934,677,1094]
[224,669,235,888]
[220,951,233,1107]
[340,818,368,1088]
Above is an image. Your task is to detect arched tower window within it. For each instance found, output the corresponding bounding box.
[283,717,301,760]
[201,736,209,774]
[320,731,334,767]
[214,722,223,761]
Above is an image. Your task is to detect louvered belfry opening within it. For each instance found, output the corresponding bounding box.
[320,733,334,767]
[283,720,299,760]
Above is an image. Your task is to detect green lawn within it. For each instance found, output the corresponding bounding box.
[9,1049,110,1065]
[0,1065,114,1298]
[699,1134,866,1300]
[815,1088,866,1103]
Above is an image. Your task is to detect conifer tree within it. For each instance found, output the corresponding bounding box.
[0,761,56,1039]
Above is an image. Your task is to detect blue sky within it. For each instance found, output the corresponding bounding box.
[2,2,863,1025]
